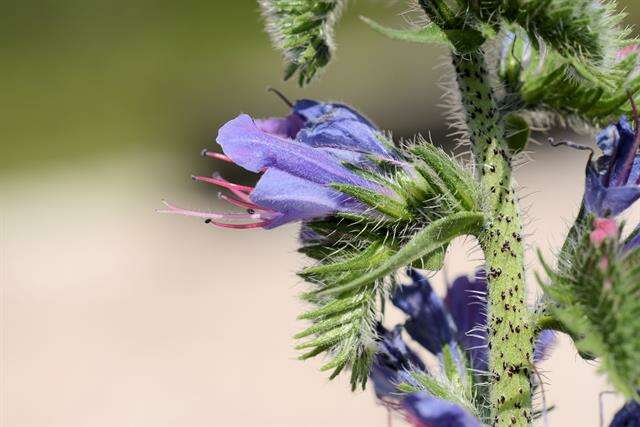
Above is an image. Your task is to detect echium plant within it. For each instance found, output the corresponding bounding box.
[161,1,640,426]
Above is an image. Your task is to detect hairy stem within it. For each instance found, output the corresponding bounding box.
[452,51,534,426]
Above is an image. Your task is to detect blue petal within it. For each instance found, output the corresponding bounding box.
[533,330,556,363]
[216,114,380,190]
[597,124,620,157]
[250,169,364,228]
[610,400,640,427]
[255,114,305,139]
[403,393,481,427]
[584,163,640,216]
[610,117,638,185]
[370,324,426,399]
[392,269,457,356]
[444,271,488,371]
[297,115,393,158]
[293,100,396,159]
[293,99,375,127]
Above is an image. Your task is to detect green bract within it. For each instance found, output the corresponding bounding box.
[539,219,640,399]
[499,30,640,127]
[296,138,486,389]
[259,0,346,85]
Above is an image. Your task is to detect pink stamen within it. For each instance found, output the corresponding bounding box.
[616,96,640,186]
[590,218,618,247]
[211,173,254,203]
[192,175,254,193]
[201,149,234,163]
[157,200,263,220]
[616,45,639,61]
[205,219,269,229]
[219,193,271,212]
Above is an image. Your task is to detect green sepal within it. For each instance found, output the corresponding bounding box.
[297,294,363,320]
[298,244,336,260]
[331,183,411,220]
[294,309,363,339]
[500,30,640,126]
[299,241,395,278]
[360,16,485,53]
[503,114,530,154]
[360,17,451,45]
[412,244,448,271]
[441,344,463,383]
[260,0,345,86]
[539,220,640,399]
[411,144,479,211]
[342,162,402,191]
[316,211,487,296]
[397,368,479,419]
[304,215,390,244]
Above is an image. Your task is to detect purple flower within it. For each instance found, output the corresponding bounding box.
[370,324,426,399]
[392,269,458,356]
[610,400,640,427]
[391,269,554,370]
[584,116,640,217]
[371,269,555,425]
[444,271,488,371]
[403,393,481,427]
[533,330,556,363]
[160,99,398,229]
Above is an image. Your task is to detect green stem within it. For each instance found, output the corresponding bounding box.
[452,51,534,426]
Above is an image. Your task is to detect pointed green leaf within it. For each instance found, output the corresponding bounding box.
[360,17,451,46]
[300,241,394,277]
[331,183,411,220]
[316,211,486,296]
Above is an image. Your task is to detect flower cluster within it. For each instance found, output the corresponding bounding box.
[582,113,640,254]
[160,98,399,229]
[585,115,640,218]
[369,269,554,426]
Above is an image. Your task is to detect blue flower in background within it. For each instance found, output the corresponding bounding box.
[610,400,640,427]
[160,99,399,228]
[584,116,640,217]
[403,393,481,427]
[370,269,555,426]
[370,324,426,400]
[392,269,460,358]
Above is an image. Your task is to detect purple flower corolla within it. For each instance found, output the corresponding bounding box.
[160,99,398,229]
[403,393,481,427]
[533,330,556,363]
[370,270,555,425]
[444,271,488,371]
[610,400,640,427]
[375,270,554,387]
[370,324,426,400]
[392,269,459,357]
[585,115,640,217]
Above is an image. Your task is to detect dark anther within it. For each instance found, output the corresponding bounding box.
[266,86,294,108]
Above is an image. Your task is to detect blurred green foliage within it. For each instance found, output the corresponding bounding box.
[1,1,638,174]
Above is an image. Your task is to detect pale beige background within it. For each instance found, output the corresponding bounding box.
[2,144,633,426]
[3,1,639,425]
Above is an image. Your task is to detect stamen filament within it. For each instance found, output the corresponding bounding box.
[201,150,234,163]
[192,175,254,193]
[158,200,263,220]
[205,219,269,229]
[615,96,640,186]
[219,193,272,213]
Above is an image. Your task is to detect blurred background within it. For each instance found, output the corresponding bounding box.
[2,1,639,426]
